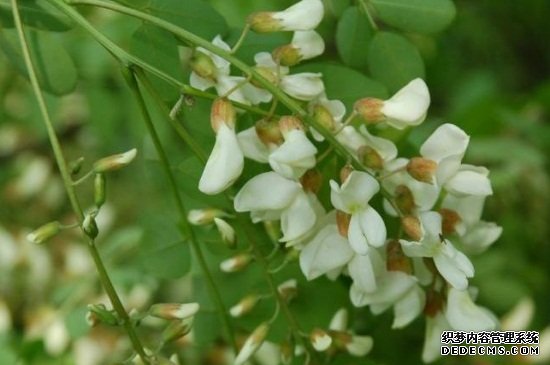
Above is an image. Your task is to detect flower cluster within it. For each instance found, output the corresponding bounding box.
[188,0,502,363]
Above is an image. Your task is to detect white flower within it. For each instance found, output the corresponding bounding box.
[354,78,430,129]
[442,194,502,253]
[249,0,324,32]
[309,96,346,141]
[269,129,317,179]
[422,312,450,363]
[299,224,354,280]
[190,36,271,105]
[93,148,137,173]
[235,323,269,365]
[420,123,493,196]
[289,30,325,60]
[254,52,325,101]
[237,126,274,163]
[382,158,440,215]
[400,211,474,290]
[199,123,244,194]
[326,308,373,357]
[330,171,386,254]
[234,172,318,242]
[347,248,385,293]
[381,78,430,129]
[445,287,498,331]
[273,0,324,31]
[149,302,200,320]
[346,336,374,357]
[310,328,332,351]
[350,269,425,329]
[274,30,325,66]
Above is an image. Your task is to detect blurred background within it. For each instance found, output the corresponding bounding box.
[0,0,549,364]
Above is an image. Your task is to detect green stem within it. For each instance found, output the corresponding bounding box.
[48,0,268,117]
[122,66,237,352]
[359,0,379,31]
[231,24,250,53]
[10,1,149,362]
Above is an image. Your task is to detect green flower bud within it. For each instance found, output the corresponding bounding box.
[27,221,61,244]
[94,173,106,208]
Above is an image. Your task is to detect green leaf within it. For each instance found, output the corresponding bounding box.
[130,24,183,100]
[336,6,373,69]
[367,31,424,93]
[371,0,456,34]
[140,215,191,279]
[295,62,388,110]
[0,29,77,95]
[145,0,228,40]
[0,0,72,32]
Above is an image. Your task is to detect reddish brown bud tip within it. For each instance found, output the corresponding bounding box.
[401,215,423,241]
[255,118,283,146]
[336,210,351,238]
[386,239,412,274]
[339,165,354,184]
[358,145,384,170]
[439,208,462,235]
[394,185,416,215]
[407,157,437,184]
[300,169,322,194]
[354,98,384,123]
[211,98,236,132]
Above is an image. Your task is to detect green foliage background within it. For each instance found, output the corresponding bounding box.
[0,0,549,364]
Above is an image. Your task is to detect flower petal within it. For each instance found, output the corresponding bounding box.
[422,313,450,363]
[292,30,325,60]
[381,78,430,129]
[358,206,386,248]
[420,123,469,163]
[433,248,470,290]
[190,71,215,91]
[445,166,493,196]
[299,225,354,280]
[273,0,324,31]
[234,172,300,212]
[330,171,379,213]
[461,221,502,253]
[280,191,317,242]
[280,73,325,101]
[199,124,244,194]
[237,127,271,163]
[359,126,398,162]
[347,214,369,255]
[348,253,378,293]
[445,288,498,331]
[392,285,425,329]
[269,130,317,179]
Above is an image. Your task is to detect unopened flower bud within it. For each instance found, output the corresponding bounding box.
[251,66,279,87]
[300,169,322,194]
[354,98,384,123]
[162,317,193,343]
[27,221,61,244]
[336,210,351,237]
[277,279,298,301]
[280,340,294,364]
[310,328,332,351]
[190,51,217,80]
[339,165,353,183]
[278,116,305,138]
[255,118,283,146]
[93,148,137,173]
[401,215,423,241]
[406,157,437,184]
[69,157,85,176]
[94,173,106,208]
[83,214,98,239]
[87,304,119,326]
[214,218,236,249]
[311,103,335,132]
[329,308,348,331]
[247,12,282,33]
[187,208,226,226]
[439,208,461,235]
[229,294,259,318]
[394,185,416,215]
[220,253,252,273]
[272,44,301,66]
[263,221,281,242]
[211,98,236,132]
[150,302,200,320]
[358,145,384,170]
[424,289,444,317]
[386,239,412,274]
[234,322,270,365]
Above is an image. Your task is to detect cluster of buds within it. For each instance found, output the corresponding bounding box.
[186,1,502,363]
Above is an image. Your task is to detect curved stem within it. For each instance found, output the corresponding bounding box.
[122,66,237,352]
[10,1,149,362]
